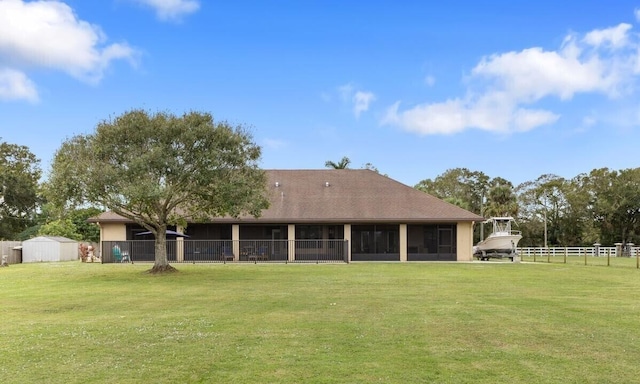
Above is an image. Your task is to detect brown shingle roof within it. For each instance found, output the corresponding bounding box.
[89,169,483,224]
[253,169,482,223]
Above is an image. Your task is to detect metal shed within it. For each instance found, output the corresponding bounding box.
[22,236,79,263]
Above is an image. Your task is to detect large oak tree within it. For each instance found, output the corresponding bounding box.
[48,110,269,273]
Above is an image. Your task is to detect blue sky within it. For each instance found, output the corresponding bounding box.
[1,1,640,187]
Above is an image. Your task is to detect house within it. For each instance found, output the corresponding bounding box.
[91,169,483,263]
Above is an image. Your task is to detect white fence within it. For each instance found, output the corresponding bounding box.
[518,247,624,257]
[518,246,639,258]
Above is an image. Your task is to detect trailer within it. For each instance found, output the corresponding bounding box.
[474,249,518,261]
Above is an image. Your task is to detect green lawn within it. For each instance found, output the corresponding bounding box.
[1,262,639,383]
[523,254,640,268]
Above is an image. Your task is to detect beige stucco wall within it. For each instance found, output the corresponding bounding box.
[232,224,240,261]
[456,221,475,261]
[288,224,296,262]
[176,226,185,262]
[100,223,127,242]
[343,224,351,262]
[399,224,407,262]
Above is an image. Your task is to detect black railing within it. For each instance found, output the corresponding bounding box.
[102,240,348,264]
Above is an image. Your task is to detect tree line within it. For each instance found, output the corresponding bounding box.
[415,168,640,247]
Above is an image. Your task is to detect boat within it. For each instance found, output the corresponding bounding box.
[473,217,522,260]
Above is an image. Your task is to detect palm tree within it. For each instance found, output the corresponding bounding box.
[325,156,351,169]
[484,185,518,217]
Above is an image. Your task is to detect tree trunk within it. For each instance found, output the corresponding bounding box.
[149,227,178,274]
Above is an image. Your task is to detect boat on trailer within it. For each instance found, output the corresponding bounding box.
[474,217,522,261]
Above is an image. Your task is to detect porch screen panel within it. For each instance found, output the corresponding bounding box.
[295,225,323,249]
[407,224,457,261]
[438,227,453,254]
[351,224,400,261]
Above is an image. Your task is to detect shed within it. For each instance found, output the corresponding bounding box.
[22,236,79,263]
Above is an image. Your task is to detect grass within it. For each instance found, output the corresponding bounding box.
[523,254,640,268]
[1,261,640,383]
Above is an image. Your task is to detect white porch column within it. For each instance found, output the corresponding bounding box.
[399,224,407,262]
[344,224,351,262]
[288,224,295,262]
[176,226,185,262]
[232,224,240,261]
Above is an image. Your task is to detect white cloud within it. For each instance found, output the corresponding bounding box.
[132,0,200,21]
[0,0,137,100]
[583,23,632,49]
[0,68,38,102]
[337,83,376,118]
[471,45,615,101]
[353,91,376,118]
[382,96,559,135]
[383,19,640,135]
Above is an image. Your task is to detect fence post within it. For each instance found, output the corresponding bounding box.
[534,248,537,262]
[547,247,550,263]
[584,248,587,266]
[607,248,610,266]
[637,248,639,269]
[564,247,567,264]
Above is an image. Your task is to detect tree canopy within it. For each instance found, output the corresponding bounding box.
[0,140,41,240]
[415,168,490,215]
[416,167,640,247]
[48,110,269,272]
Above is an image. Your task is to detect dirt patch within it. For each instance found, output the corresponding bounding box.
[147,264,179,274]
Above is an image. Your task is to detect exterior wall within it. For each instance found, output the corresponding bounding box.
[99,223,128,262]
[456,221,474,261]
[101,223,127,242]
